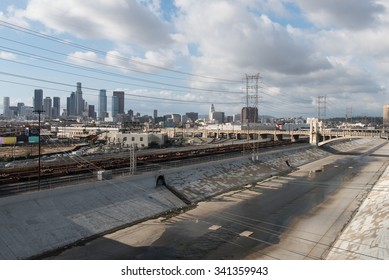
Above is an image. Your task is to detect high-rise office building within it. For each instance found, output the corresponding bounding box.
[185,112,198,122]
[53,97,60,118]
[44,97,52,118]
[17,102,24,116]
[20,105,34,118]
[113,91,125,115]
[171,114,181,126]
[153,109,158,120]
[209,104,215,121]
[181,114,188,123]
[128,109,134,116]
[98,89,107,120]
[241,107,258,124]
[112,96,119,118]
[66,97,71,116]
[8,106,17,117]
[212,111,225,124]
[88,105,96,119]
[226,115,233,123]
[67,92,76,116]
[75,82,84,116]
[33,89,43,111]
[3,97,10,118]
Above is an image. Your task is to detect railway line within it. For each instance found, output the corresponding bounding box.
[0,139,303,196]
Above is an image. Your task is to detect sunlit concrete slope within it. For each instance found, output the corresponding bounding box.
[0,175,187,259]
[326,143,389,260]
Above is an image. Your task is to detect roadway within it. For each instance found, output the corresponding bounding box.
[47,139,388,260]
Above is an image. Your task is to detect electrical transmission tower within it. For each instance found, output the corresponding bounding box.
[244,73,261,161]
[317,95,327,121]
[346,107,353,127]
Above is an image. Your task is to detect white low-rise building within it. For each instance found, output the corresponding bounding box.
[106,132,168,148]
[55,126,119,139]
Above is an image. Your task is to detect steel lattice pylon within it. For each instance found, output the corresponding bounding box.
[244,73,261,161]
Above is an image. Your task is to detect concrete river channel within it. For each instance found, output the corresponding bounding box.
[48,139,388,260]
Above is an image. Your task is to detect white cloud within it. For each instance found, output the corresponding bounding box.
[67,51,100,65]
[21,0,173,48]
[295,0,386,29]
[67,49,178,74]
[130,50,177,71]
[174,1,331,78]
[2,0,389,117]
[0,51,17,60]
[0,5,29,27]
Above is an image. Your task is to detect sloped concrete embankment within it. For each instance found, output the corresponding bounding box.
[163,139,382,204]
[0,175,187,259]
[164,144,331,203]
[320,138,377,153]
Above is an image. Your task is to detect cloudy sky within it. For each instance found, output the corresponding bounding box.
[0,0,388,119]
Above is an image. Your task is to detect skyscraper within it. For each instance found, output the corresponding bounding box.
[209,104,215,121]
[112,95,119,118]
[98,89,107,120]
[128,109,134,118]
[33,89,43,111]
[241,107,258,124]
[88,105,96,119]
[113,91,125,115]
[44,97,52,118]
[67,92,76,116]
[17,102,24,116]
[212,112,225,124]
[186,112,198,122]
[53,97,60,118]
[75,82,84,116]
[3,97,10,118]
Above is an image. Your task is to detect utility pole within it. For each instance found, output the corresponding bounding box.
[33,109,45,190]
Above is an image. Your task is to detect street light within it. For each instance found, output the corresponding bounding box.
[33,109,44,190]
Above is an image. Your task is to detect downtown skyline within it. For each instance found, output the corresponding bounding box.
[2,84,229,121]
[1,83,218,119]
[0,1,388,118]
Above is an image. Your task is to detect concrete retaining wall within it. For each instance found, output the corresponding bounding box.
[164,144,331,203]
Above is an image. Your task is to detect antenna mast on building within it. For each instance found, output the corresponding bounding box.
[244,73,261,161]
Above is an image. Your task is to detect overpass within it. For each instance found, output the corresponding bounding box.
[161,119,388,145]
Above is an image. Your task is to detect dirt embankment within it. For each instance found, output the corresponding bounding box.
[0,145,77,159]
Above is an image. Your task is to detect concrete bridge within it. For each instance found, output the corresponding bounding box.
[162,119,388,145]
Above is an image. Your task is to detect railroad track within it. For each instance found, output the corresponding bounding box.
[0,140,304,196]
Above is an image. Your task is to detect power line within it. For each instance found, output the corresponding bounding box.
[0,35,238,85]
[0,56,243,97]
[0,20,241,83]
[0,46,242,94]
